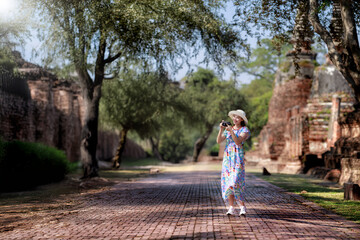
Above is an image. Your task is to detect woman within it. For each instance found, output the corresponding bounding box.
[217,109,250,216]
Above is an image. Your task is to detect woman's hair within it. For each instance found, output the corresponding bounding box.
[240,121,246,127]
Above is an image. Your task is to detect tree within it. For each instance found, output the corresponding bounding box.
[183,68,248,162]
[309,0,360,104]
[233,0,360,104]
[159,126,193,163]
[100,67,182,167]
[0,6,31,74]
[147,91,194,163]
[29,0,245,178]
[238,39,290,85]
[238,39,291,136]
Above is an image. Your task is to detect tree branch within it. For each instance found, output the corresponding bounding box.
[309,0,360,101]
[94,33,106,86]
[340,0,360,69]
[309,0,336,53]
[309,0,344,70]
[238,66,266,79]
[104,52,122,64]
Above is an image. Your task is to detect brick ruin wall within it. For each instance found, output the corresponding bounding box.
[330,110,360,185]
[250,55,359,185]
[0,54,145,162]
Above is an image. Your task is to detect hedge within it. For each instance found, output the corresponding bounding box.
[0,139,76,192]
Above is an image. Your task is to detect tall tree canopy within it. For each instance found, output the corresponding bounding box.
[0,5,31,74]
[183,68,248,162]
[239,39,291,136]
[100,67,183,167]
[233,0,360,104]
[28,0,246,177]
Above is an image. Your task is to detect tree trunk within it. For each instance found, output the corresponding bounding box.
[112,128,128,168]
[339,0,360,103]
[309,0,360,103]
[77,28,108,178]
[192,124,214,162]
[80,84,102,178]
[149,137,164,161]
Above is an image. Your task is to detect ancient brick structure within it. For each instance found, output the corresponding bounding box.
[247,1,358,186]
[328,109,360,185]
[0,52,145,163]
[250,55,356,178]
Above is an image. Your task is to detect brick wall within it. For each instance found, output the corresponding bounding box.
[0,53,145,162]
[251,52,357,177]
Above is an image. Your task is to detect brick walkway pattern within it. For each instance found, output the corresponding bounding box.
[1,171,360,239]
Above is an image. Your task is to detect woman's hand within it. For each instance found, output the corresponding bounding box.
[225,125,232,131]
[219,120,226,130]
[217,120,226,143]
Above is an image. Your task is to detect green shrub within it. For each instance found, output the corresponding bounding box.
[209,144,219,156]
[159,129,192,163]
[0,139,75,192]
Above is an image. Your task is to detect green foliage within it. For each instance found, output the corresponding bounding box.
[31,0,244,72]
[28,0,247,174]
[0,51,31,100]
[0,50,17,74]
[100,67,183,137]
[246,91,273,136]
[0,9,30,50]
[149,109,195,162]
[209,143,219,156]
[238,39,290,137]
[159,128,193,163]
[184,68,248,130]
[238,39,291,83]
[180,68,249,159]
[240,78,273,99]
[233,0,298,44]
[0,139,76,192]
[100,65,194,163]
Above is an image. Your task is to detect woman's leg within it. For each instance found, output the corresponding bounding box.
[239,200,245,207]
[226,194,236,215]
[228,195,235,207]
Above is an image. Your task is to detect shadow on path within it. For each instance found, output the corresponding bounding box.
[0,169,359,239]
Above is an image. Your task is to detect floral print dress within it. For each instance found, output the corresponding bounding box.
[221,126,250,203]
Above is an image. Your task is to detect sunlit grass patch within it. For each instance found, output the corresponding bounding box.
[249,170,360,224]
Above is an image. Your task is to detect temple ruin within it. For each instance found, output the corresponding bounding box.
[248,1,359,186]
[0,52,145,163]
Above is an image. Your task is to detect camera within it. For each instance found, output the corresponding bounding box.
[222,121,232,127]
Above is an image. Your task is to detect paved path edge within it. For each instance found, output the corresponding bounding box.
[248,173,360,234]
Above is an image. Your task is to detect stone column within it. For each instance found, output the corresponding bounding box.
[327,96,341,147]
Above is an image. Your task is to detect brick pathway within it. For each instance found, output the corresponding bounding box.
[1,169,360,239]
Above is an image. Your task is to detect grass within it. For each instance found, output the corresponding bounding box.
[248,170,360,224]
[121,157,162,167]
[99,169,151,180]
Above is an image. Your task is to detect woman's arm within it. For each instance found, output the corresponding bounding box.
[216,121,226,143]
[226,126,249,146]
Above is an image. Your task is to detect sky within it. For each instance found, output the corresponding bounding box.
[5,0,259,85]
[170,2,258,84]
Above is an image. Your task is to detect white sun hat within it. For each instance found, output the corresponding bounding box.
[228,109,248,125]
